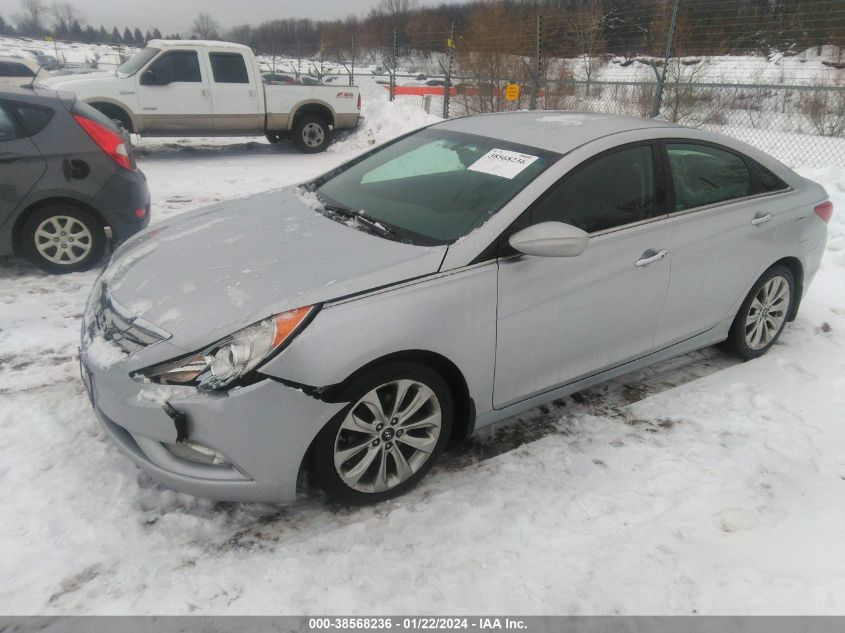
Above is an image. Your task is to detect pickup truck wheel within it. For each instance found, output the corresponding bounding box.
[292,115,331,153]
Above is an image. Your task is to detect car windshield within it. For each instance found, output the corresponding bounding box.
[313,128,558,245]
[117,47,159,76]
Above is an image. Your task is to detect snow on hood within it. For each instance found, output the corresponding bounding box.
[103,187,446,353]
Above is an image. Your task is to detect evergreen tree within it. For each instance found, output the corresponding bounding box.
[133,27,144,46]
[98,25,108,42]
[111,26,121,43]
[152,27,162,39]
[122,27,133,44]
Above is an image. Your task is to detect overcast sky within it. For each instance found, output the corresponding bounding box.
[0,0,450,36]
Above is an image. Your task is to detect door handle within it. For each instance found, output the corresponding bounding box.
[751,213,773,226]
[635,249,669,268]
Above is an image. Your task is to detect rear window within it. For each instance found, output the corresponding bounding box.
[10,102,53,136]
[758,164,789,192]
[0,61,35,77]
[209,53,249,83]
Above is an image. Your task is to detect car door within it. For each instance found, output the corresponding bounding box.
[207,51,262,133]
[494,143,671,409]
[0,102,46,227]
[135,49,213,134]
[655,141,778,348]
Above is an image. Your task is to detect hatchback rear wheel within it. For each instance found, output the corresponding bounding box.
[312,362,453,505]
[726,265,794,359]
[20,203,106,274]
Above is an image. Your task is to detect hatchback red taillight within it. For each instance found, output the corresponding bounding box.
[814,201,833,224]
[72,113,134,171]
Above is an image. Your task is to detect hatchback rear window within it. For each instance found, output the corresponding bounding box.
[0,61,35,77]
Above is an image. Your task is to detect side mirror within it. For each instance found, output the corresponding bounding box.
[508,221,589,258]
[141,67,170,86]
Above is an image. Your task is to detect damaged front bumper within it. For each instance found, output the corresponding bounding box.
[79,350,345,503]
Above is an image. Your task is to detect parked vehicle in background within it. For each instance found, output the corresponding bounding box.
[0,56,51,87]
[79,112,830,505]
[0,87,149,273]
[38,40,361,153]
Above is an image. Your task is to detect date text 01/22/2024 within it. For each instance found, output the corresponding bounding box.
[308,617,529,630]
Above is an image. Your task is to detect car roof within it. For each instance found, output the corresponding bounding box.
[434,111,682,154]
[147,39,252,52]
[0,86,74,106]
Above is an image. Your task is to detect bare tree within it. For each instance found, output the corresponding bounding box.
[50,1,82,33]
[568,0,605,97]
[15,0,46,36]
[191,12,220,40]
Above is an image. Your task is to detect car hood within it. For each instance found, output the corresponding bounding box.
[103,187,447,353]
[38,71,127,94]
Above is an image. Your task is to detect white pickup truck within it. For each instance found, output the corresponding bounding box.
[38,40,361,153]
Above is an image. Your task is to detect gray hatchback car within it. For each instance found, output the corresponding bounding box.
[0,87,150,273]
[79,112,830,505]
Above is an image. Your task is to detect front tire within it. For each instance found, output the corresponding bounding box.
[726,265,794,359]
[292,115,331,153]
[19,203,106,274]
[312,362,453,505]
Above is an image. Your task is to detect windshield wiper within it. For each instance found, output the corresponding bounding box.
[322,204,398,240]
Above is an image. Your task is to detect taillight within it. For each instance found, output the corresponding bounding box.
[357,93,361,110]
[72,113,134,171]
[814,201,833,223]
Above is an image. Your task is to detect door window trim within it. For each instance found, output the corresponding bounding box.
[659,139,793,217]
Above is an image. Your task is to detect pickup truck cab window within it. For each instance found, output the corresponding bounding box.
[666,143,751,211]
[146,50,202,84]
[209,53,249,84]
[532,144,658,233]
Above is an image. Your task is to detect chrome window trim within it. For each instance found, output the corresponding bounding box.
[665,187,795,219]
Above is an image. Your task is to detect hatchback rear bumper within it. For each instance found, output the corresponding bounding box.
[93,167,151,243]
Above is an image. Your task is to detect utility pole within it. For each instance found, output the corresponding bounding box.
[350,33,355,87]
[530,15,542,111]
[389,28,398,102]
[650,0,681,118]
[443,21,455,119]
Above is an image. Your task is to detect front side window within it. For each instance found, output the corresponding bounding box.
[667,143,751,211]
[313,129,557,245]
[0,104,20,141]
[148,51,202,83]
[209,53,249,83]
[532,145,656,233]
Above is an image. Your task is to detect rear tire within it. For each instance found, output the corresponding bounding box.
[19,203,106,274]
[725,265,794,359]
[292,115,331,153]
[312,362,453,505]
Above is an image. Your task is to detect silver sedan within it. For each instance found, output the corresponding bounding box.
[79,112,831,505]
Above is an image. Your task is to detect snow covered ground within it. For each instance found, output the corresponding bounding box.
[1,78,844,615]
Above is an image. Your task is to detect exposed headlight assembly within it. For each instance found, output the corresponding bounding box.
[134,305,315,390]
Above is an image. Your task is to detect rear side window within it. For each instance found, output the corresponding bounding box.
[532,145,656,233]
[209,53,249,83]
[148,51,202,83]
[667,143,751,211]
[0,105,20,141]
[758,165,789,192]
[10,103,53,136]
[0,61,35,77]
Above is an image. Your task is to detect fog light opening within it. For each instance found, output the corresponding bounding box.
[165,440,231,466]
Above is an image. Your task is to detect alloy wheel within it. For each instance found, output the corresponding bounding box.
[302,122,326,148]
[333,379,442,493]
[744,275,790,350]
[34,215,93,266]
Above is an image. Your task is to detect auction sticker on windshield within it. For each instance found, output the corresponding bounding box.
[468,148,540,179]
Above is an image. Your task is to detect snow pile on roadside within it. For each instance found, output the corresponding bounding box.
[330,78,441,155]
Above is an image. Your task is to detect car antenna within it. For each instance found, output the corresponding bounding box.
[28,62,42,89]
